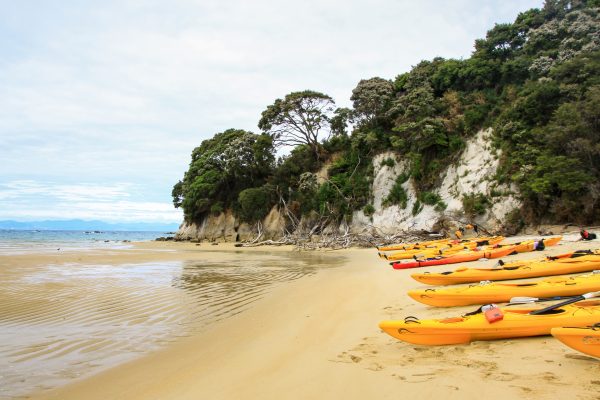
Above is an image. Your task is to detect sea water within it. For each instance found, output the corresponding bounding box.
[0,229,169,255]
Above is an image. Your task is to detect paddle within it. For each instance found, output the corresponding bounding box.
[529,290,600,315]
[509,295,573,304]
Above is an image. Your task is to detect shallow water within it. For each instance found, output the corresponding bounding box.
[0,251,341,399]
[0,230,166,255]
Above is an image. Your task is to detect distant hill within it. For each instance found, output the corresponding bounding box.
[0,219,180,232]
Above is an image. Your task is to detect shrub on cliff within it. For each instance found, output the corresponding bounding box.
[237,185,277,223]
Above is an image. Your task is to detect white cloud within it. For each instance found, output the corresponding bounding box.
[0,181,182,223]
[0,0,543,222]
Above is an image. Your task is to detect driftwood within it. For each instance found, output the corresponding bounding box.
[238,223,445,250]
[237,191,449,250]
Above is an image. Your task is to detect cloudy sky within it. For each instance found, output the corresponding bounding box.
[0,0,542,225]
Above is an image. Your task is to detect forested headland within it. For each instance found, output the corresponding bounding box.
[172,1,600,242]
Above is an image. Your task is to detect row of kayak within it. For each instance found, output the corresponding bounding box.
[412,249,600,285]
[380,236,562,269]
[378,236,506,261]
[376,236,600,358]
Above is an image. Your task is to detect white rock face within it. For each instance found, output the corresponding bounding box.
[351,128,522,234]
[351,152,439,234]
[437,128,521,230]
[175,206,286,242]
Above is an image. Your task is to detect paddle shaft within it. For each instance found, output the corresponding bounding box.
[529,290,600,315]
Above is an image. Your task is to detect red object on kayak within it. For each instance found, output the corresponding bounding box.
[391,246,517,269]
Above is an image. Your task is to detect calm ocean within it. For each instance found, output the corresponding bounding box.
[0,229,170,255]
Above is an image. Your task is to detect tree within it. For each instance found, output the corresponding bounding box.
[350,77,395,127]
[258,90,336,159]
[173,129,274,222]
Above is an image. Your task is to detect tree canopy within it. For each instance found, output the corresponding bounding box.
[173,129,275,221]
[258,90,336,159]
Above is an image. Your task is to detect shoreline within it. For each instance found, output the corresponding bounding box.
[5,236,599,399]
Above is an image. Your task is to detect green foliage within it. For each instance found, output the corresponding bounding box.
[383,173,409,208]
[351,77,395,128]
[174,129,275,222]
[380,157,396,168]
[412,200,423,216]
[272,145,321,196]
[258,90,336,159]
[315,149,372,219]
[462,193,490,216]
[416,191,447,212]
[363,204,375,216]
[210,202,224,215]
[518,154,593,198]
[418,191,442,205]
[237,185,276,223]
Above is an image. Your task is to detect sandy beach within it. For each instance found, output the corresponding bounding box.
[3,233,600,400]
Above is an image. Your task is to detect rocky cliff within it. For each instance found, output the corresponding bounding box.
[176,129,522,241]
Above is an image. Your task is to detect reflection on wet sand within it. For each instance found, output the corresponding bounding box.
[0,251,341,399]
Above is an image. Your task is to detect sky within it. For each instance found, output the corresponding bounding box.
[0,0,543,225]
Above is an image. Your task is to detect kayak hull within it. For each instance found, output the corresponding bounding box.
[411,253,600,286]
[551,326,600,358]
[408,273,600,307]
[379,301,600,346]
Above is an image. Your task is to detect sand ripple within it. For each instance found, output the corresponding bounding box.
[0,251,338,399]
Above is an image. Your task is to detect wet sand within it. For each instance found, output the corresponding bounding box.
[4,234,600,399]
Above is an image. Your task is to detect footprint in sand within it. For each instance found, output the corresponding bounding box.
[349,355,362,363]
[537,371,568,385]
[367,362,384,371]
[510,385,533,393]
[452,346,465,353]
[490,372,517,382]
[405,369,449,383]
[391,374,407,381]
[330,352,362,364]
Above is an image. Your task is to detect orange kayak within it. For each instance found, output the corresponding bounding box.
[391,245,517,269]
[376,236,503,252]
[379,300,600,345]
[376,237,451,252]
[382,242,478,261]
[508,236,562,253]
[408,272,600,307]
[379,236,505,260]
[411,250,600,285]
[552,325,600,358]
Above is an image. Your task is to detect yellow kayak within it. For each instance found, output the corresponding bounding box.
[509,236,562,252]
[377,237,452,252]
[551,325,600,358]
[411,250,600,286]
[381,236,505,260]
[379,300,600,345]
[377,236,503,254]
[408,272,600,307]
[383,242,478,261]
